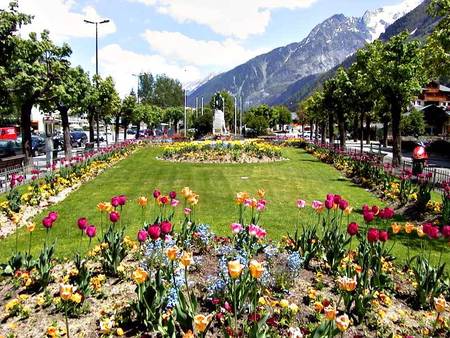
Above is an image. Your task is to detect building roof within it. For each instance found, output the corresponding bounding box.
[439,84,450,92]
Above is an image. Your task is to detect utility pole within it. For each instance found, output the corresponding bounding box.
[84,18,110,148]
[234,96,237,135]
[201,97,204,116]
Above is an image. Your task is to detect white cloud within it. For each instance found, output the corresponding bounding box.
[98,44,201,97]
[129,0,317,39]
[143,30,268,68]
[0,0,116,42]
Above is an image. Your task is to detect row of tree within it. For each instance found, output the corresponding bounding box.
[298,0,449,166]
[0,1,185,163]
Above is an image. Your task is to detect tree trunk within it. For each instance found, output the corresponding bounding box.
[328,113,334,145]
[21,102,33,167]
[315,120,319,139]
[321,121,326,143]
[88,112,95,143]
[123,125,127,141]
[96,113,100,148]
[360,112,365,153]
[382,119,389,147]
[115,116,120,144]
[391,101,402,166]
[365,115,371,145]
[338,113,345,149]
[309,119,313,141]
[353,115,358,142]
[59,106,72,160]
[104,121,109,145]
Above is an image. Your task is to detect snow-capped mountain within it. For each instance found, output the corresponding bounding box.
[184,73,218,94]
[188,0,425,107]
[362,0,423,41]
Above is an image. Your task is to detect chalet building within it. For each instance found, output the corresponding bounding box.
[413,81,450,136]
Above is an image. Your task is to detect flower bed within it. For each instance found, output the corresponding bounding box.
[0,188,448,337]
[0,141,144,238]
[160,141,284,163]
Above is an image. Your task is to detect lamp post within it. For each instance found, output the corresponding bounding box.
[84,18,110,148]
[234,96,237,135]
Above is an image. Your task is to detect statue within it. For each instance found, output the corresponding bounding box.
[212,96,227,135]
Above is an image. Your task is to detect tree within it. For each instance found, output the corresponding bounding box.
[401,108,425,136]
[153,74,183,108]
[366,34,427,166]
[5,28,71,164]
[138,73,155,104]
[119,93,137,142]
[95,76,121,146]
[192,109,213,138]
[273,105,292,128]
[41,66,90,158]
[163,107,184,133]
[245,115,268,137]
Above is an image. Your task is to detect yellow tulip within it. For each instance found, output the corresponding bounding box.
[405,222,415,234]
[391,223,402,234]
[314,301,323,313]
[227,260,243,279]
[181,187,192,198]
[337,276,357,292]
[343,206,353,216]
[249,259,264,279]
[257,188,265,198]
[180,252,193,267]
[166,247,178,261]
[26,222,36,233]
[132,267,149,284]
[70,293,82,304]
[434,295,447,313]
[59,284,73,301]
[194,314,212,333]
[336,314,350,332]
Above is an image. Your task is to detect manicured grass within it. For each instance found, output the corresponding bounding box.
[1,147,448,268]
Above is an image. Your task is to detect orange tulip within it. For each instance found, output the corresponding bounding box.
[166,247,178,261]
[249,260,264,279]
[59,284,73,301]
[228,260,243,279]
[180,252,193,267]
[132,268,148,284]
[137,196,148,207]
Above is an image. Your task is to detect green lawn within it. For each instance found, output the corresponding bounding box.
[1,146,448,267]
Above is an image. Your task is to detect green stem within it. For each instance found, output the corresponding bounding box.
[65,304,70,338]
[28,232,32,256]
[233,279,238,336]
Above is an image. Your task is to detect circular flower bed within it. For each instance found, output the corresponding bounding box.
[160,141,285,163]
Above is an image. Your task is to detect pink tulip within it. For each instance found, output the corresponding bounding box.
[326,194,334,201]
[367,228,379,242]
[118,195,127,206]
[423,223,432,235]
[153,189,161,199]
[324,199,334,209]
[169,191,177,199]
[371,205,379,215]
[109,211,120,223]
[363,211,374,223]
[171,199,180,207]
[77,217,88,230]
[231,223,243,234]
[256,201,266,212]
[248,224,259,237]
[85,225,97,238]
[442,225,450,238]
[347,222,359,236]
[160,221,172,234]
[339,199,349,210]
[111,196,120,207]
[379,230,389,242]
[184,208,192,215]
[42,216,53,229]
[311,200,323,210]
[137,229,148,242]
[148,225,161,240]
[48,211,58,222]
[256,227,267,239]
[333,194,341,204]
[428,226,440,239]
[296,199,306,208]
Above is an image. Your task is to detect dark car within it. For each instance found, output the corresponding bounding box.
[0,139,22,158]
[31,135,46,156]
[70,131,88,147]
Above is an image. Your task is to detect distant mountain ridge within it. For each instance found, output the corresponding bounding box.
[187,0,427,109]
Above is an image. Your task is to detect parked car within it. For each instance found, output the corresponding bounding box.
[93,133,105,142]
[0,127,18,140]
[70,131,88,147]
[31,135,46,156]
[0,139,22,158]
[127,129,137,135]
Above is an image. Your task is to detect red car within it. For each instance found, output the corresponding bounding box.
[0,127,18,140]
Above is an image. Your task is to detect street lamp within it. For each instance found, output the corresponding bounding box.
[84,18,110,148]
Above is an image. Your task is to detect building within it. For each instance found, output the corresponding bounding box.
[413,81,450,136]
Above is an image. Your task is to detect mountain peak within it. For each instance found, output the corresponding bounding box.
[362,0,423,41]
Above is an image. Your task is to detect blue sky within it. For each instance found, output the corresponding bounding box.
[0,0,421,96]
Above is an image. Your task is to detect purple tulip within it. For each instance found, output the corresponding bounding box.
[109,211,120,223]
[111,196,120,207]
[42,217,53,229]
[48,211,58,222]
[169,191,177,199]
[137,229,148,242]
[85,225,97,238]
[118,195,127,206]
[77,217,88,230]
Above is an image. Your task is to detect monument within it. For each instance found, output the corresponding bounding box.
[212,96,228,135]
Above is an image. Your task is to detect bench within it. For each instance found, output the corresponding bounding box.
[0,154,25,170]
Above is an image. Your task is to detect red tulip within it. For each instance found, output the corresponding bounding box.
[42,216,53,229]
[153,189,161,199]
[224,301,233,313]
[325,199,334,209]
[381,207,394,219]
[77,217,88,230]
[362,204,370,213]
[160,221,172,234]
[333,194,341,204]
[339,199,349,210]
[422,223,432,235]
[347,222,359,236]
[118,195,127,206]
[148,225,161,240]
[367,228,379,242]
[363,211,374,223]
[371,205,379,215]
[137,229,148,242]
[48,211,58,222]
[160,196,169,205]
[85,225,97,238]
[111,196,120,207]
[442,225,450,238]
[428,226,440,239]
[169,191,177,199]
[109,211,120,223]
[326,194,334,201]
[379,230,389,242]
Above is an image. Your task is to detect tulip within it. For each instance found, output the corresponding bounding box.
[228,260,243,279]
[26,222,35,233]
[371,205,379,215]
[159,195,169,205]
[231,223,243,234]
[109,211,120,223]
[347,222,359,236]
[85,225,97,238]
[166,247,178,261]
[296,199,306,208]
[59,284,73,301]
[363,211,374,223]
[434,295,447,313]
[180,252,193,267]
[333,194,341,204]
[111,196,120,207]
[42,216,53,229]
[405,222,415,234]
[137,229,148,242]
[249,260,264,279]
[169,191,177,199]
[194,314,212,333]
[362,204,370,213]
[311,200,324,212]
[442,225,450,238]
[153,189,161,199]
[257,188,265,198]
[367,228,379,242]
[184,208,192,215]
[343,206,353,216]
[77,217,88,231]
[132,267,148,284]
[336,314,350,332]
[326,193,334,201]
[118,195,126,206]
[148,225,161,240]
[314,301,324,313]
[48,211,58,222]
[337,276,357,292]
[423,223,432,235]
[428,226,440,239]
[181,187,193,198]
[382,207,394,219]
[137,196,148,207]
[324,305,336,320]
[170,199,180,207]
[379,230,389,242]
[338,199,349,210]
[391,223,401,234]
[160,221,172,235]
